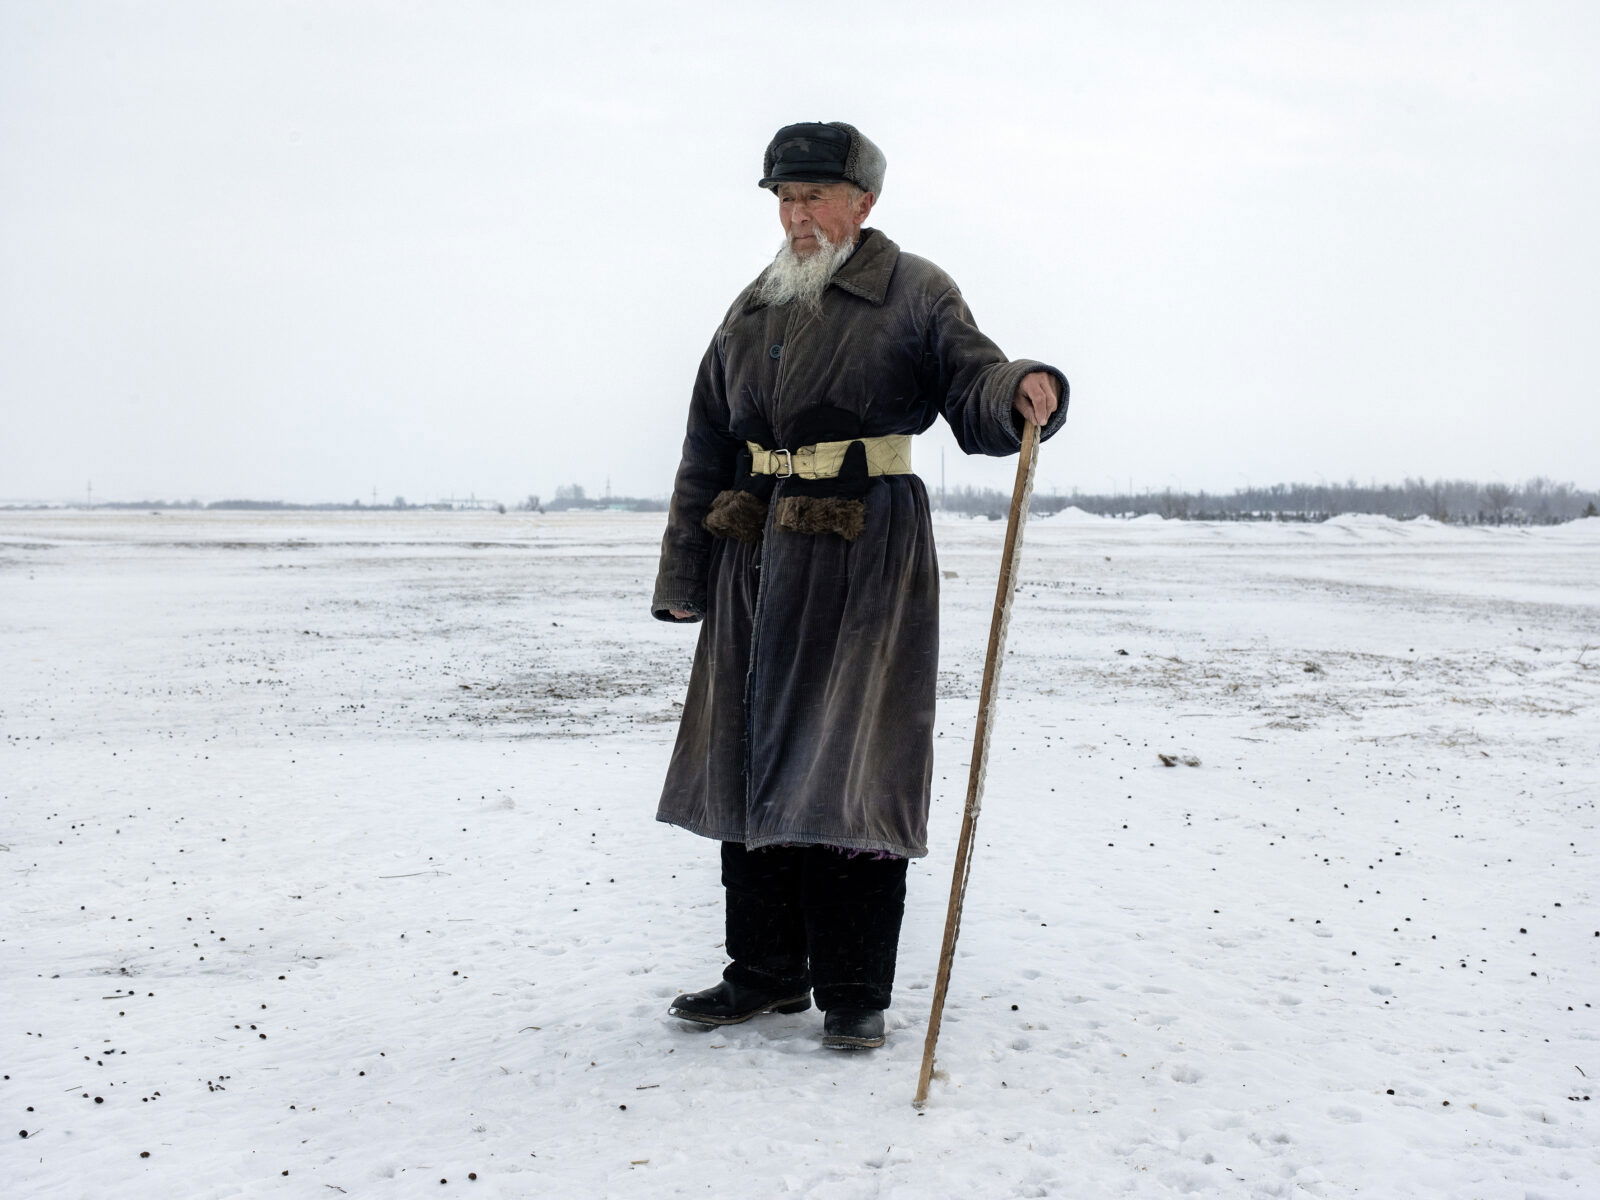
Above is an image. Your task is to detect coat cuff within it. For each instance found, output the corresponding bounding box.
[988,359,1069,453]
[651,594,705,623]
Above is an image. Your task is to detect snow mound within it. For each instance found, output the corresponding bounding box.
[1324,513,1405,530]
[1130,512,1168,523]
[1049,505,1107,522]
[1546,515,1600,538]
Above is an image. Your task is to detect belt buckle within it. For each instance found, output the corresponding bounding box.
[774,448,794,478]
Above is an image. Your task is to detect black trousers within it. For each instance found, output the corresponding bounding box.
[720,840,908,1012]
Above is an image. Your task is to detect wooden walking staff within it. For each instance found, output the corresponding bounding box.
[913,419,1041,1109]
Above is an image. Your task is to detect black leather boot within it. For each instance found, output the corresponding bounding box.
[821,1007,886,1049]
[668,979,812,1026]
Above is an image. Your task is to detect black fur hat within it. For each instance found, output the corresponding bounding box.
[759,122,886,197]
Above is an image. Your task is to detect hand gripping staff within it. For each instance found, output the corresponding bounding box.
[913,419,1041,1109]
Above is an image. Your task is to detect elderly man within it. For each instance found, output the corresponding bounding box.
[652,121,1068,1050]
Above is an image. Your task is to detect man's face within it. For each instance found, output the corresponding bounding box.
[775,181,874,257]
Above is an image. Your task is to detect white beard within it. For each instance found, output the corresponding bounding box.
[754,228,857,310]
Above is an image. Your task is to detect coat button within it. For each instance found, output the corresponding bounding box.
[768,343,782,359]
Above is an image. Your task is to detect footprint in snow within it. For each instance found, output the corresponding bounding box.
[1248,1130,1293,1147]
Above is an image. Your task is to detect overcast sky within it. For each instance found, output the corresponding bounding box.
[2,0,1596,505]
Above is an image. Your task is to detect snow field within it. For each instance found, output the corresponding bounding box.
[2,509,1597,1198]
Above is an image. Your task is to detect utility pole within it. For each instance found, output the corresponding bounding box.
[86,480,93,508]
[940,447,946,510]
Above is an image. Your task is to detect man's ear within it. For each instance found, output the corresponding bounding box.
[856,191,876,223]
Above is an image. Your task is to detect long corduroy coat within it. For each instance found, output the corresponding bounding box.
[651,228,1068,858]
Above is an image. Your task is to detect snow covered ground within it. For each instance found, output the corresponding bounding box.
[3,509,1597,1199]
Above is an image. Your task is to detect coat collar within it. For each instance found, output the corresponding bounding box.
[742,227,899,312]
[828,227,897,306]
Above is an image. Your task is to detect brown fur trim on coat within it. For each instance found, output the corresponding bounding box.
[775,495,866,541]
[703,489,769,544]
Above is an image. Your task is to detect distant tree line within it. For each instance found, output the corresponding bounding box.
[19,476,1594,524]
[6,491,665,513]
[81,496,473,512]
[536,484,667,513]
[935,477,1600,525]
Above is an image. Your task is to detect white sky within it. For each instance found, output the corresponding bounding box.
[2,0,1597,505]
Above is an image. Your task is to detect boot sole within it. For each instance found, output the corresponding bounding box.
[821,1032,886,1050]
[669,994,812,1026]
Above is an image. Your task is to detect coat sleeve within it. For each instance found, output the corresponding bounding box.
[651,332,742,622]
[927,283,1070,457]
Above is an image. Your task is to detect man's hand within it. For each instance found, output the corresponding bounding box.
[668,609,694,620]
[1012,371,1060,427]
